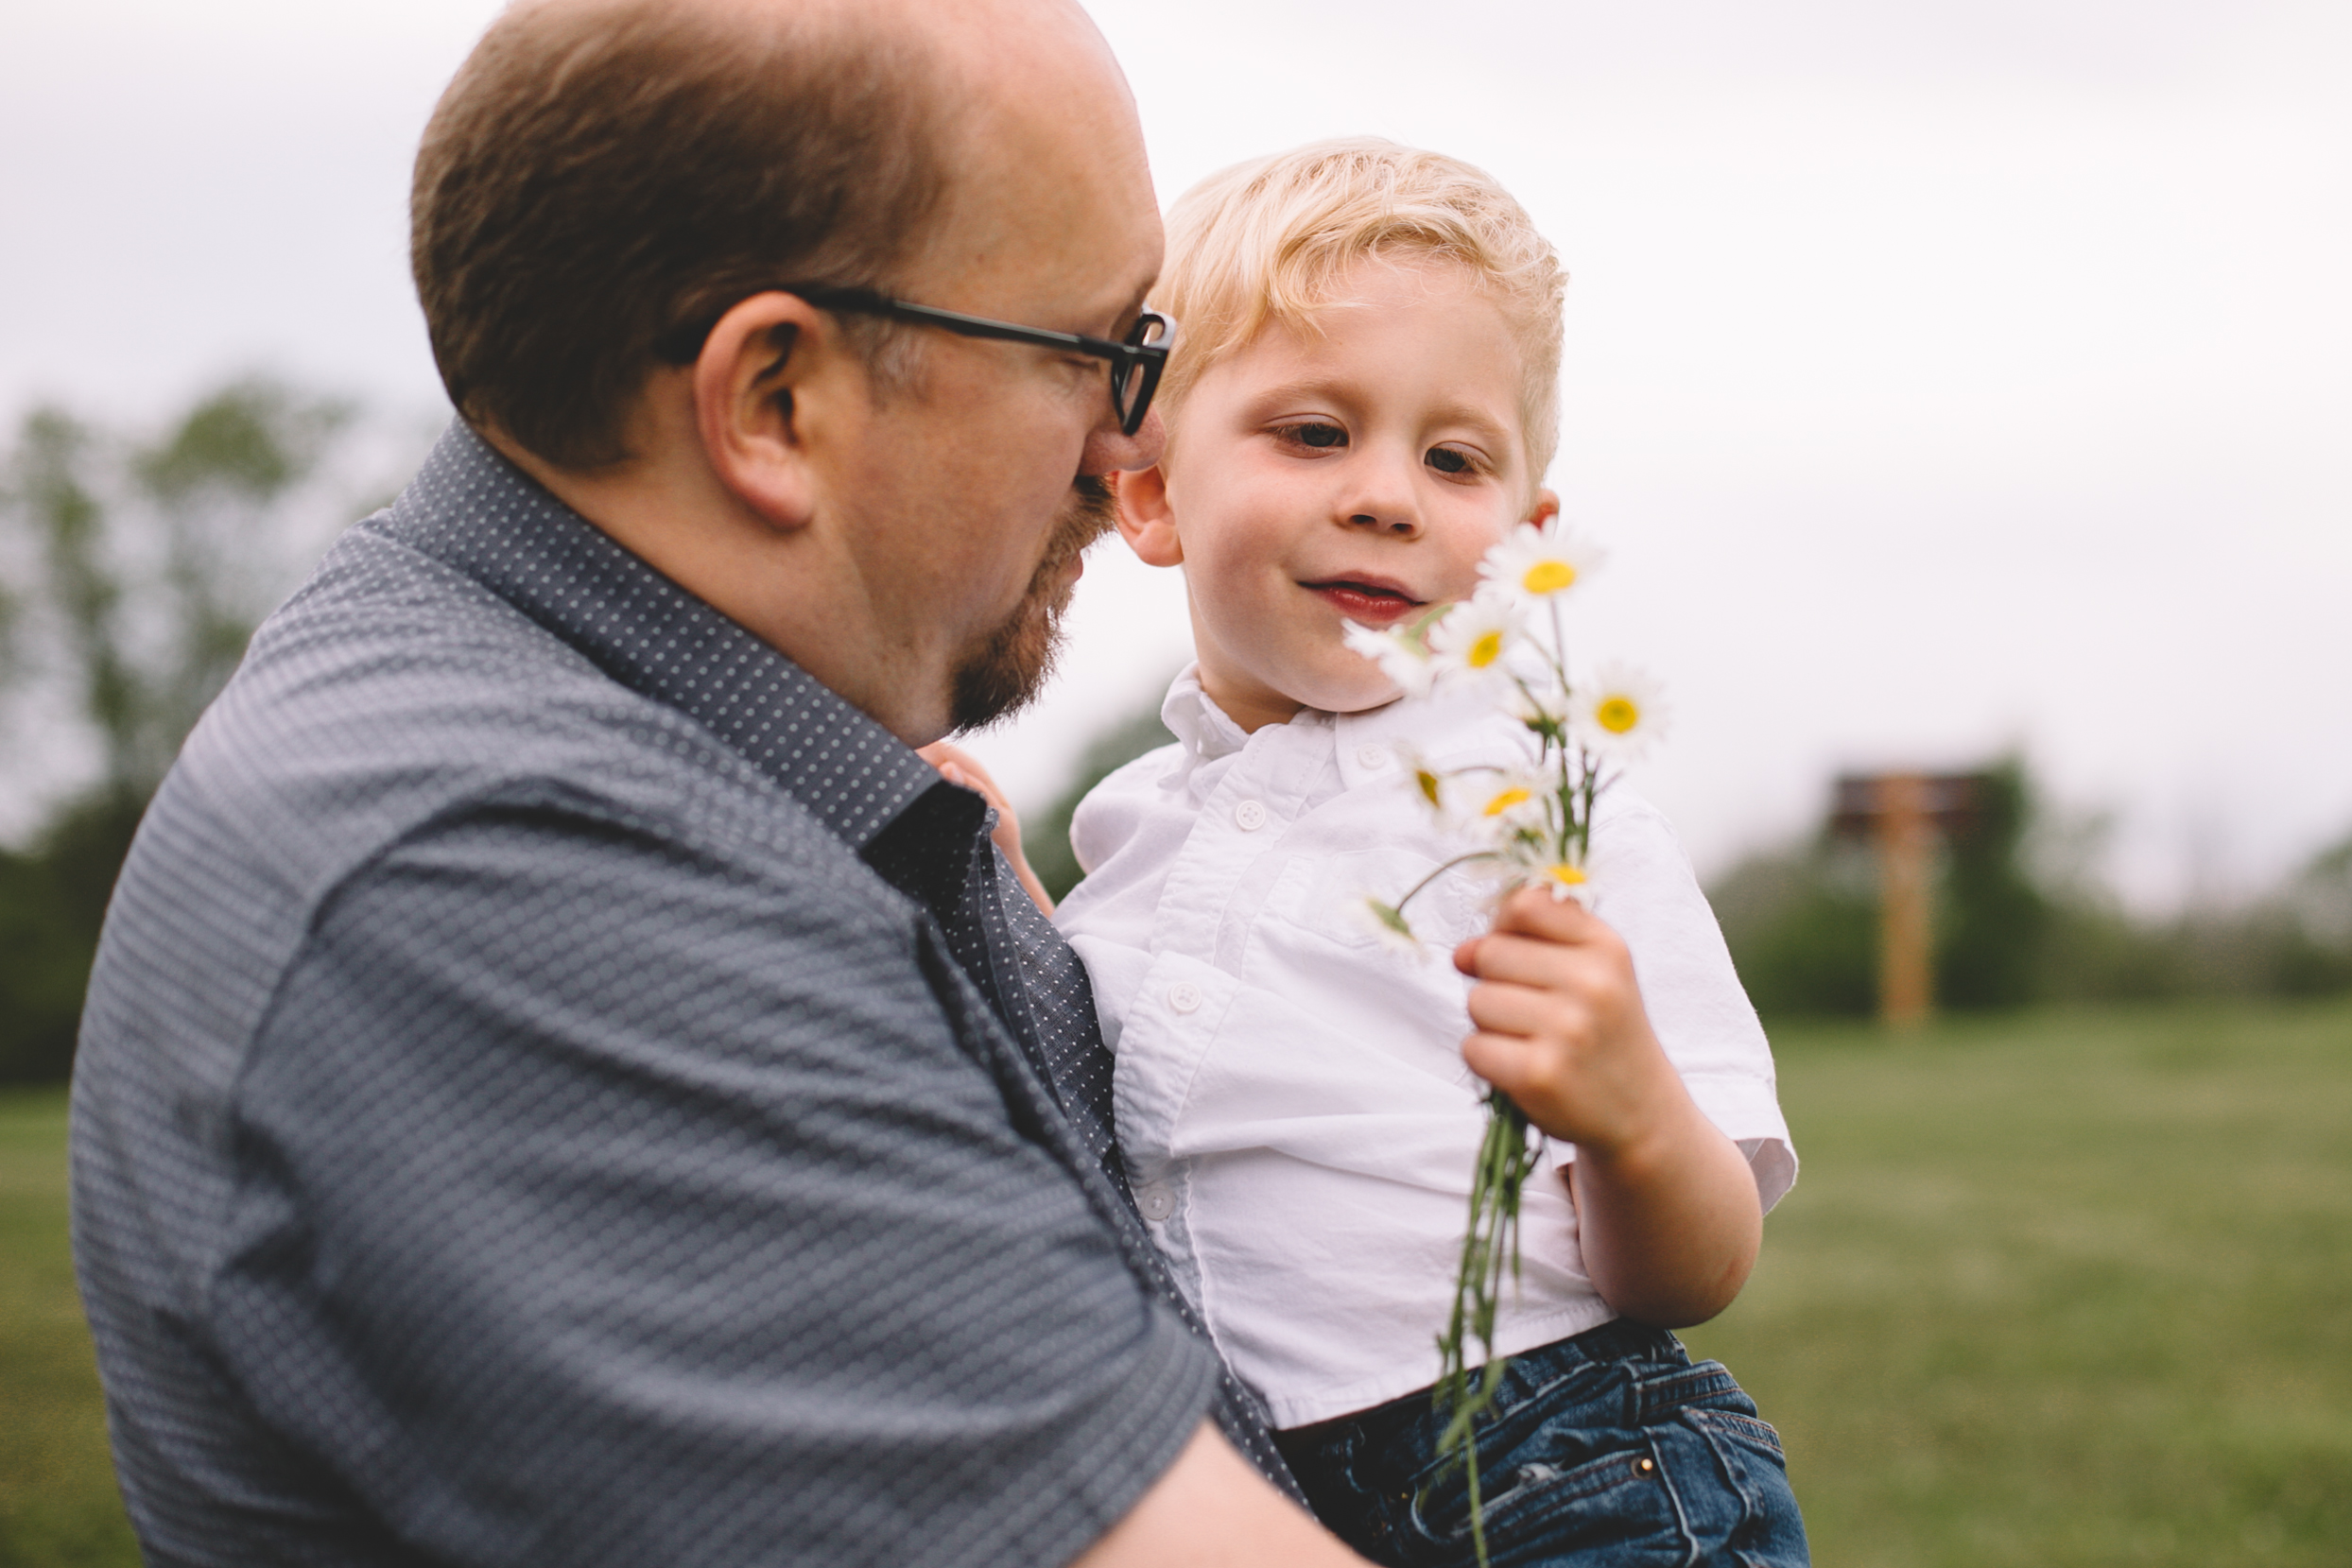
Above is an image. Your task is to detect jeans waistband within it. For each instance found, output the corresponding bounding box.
[1277,1317,1687,1447]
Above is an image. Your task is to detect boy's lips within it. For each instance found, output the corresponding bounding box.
[1302,576,1424,626]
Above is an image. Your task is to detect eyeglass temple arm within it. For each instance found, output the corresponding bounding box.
[801,287,1164,359]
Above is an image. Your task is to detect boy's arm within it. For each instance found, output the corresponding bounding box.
[919,741,1055,916]
[1453,888,1762,1327]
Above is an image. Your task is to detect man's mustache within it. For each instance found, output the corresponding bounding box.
[1046,473,1118,570]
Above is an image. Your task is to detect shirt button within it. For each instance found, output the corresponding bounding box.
[1356,743,1389,768]
[1234,800,1268,831]
[1135,1183,1176,1222]
[1167,981,1202,1014]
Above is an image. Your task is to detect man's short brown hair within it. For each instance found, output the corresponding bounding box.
[412,0,950,470]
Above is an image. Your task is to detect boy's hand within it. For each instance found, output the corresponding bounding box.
[1451,887,1680,1161]
[1454,887,1762,1326]
[918,742,1055,916]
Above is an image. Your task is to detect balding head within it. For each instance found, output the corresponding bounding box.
[413,0,1142,470]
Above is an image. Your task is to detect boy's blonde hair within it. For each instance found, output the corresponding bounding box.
[1157,137,1567,487]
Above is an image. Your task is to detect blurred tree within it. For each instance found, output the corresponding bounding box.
[1715,756,2352,1022]
[1715,757,2056,1022]
[1935,759,2051,1008]
[2264,833,2352,996]
[1024,697,1178,904]
[0,379,353,1082]
[1709,840,1879,1021]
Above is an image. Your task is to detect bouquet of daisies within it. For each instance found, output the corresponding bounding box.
[1341,516,1663,1568]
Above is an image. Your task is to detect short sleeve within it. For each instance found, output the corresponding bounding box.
[1589,794,1798,1212]
[216,799,1216,1568]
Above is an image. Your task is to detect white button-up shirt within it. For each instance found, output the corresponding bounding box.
[1054,668,1796,1427]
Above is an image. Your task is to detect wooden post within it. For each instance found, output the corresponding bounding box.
[1873,774,1934,1029]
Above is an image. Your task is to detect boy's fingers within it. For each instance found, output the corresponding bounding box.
[1460,931,1608,991]
[1461,1030,1544,1094]
[1491,886,1604,942]
[1465,978,1594,1042]
[918,741,1016,819]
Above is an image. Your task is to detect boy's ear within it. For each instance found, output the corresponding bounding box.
[1525,487,1561,528]
[693,291,837,534]
[1112,465,1185,567]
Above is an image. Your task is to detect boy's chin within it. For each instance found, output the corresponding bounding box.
[1309,676,1409,715]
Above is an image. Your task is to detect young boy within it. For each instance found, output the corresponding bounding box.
[964,138,1806,1567]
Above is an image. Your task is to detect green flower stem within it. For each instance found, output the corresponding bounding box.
[1392,851,1502,918]
[1430,1087,1543,1568]
[1403,588,1622,1568]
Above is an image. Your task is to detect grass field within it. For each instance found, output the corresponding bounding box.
[5,997,2349,1565]
[1684,998,2352,1566]
[0,1090,135,1568]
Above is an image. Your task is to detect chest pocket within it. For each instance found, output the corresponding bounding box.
[1268,846,1497,955]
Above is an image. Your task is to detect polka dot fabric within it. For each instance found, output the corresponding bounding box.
[69,423,1285,1567]
[864,791,1296,1495]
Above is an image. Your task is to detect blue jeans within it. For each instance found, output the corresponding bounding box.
[1271,1319,1809,1567]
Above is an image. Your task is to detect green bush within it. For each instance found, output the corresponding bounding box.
[1710,760,2352,1022]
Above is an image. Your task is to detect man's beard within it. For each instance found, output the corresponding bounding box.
[946,473,1119,732]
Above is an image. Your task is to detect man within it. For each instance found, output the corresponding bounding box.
[70,0,1366,1561]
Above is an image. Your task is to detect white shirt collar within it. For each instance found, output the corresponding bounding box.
[1159,663,1253,764]
[1159,662,1521,776]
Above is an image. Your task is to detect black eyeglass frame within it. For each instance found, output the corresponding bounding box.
[659,285,1177,437]
[802,286,1175,436]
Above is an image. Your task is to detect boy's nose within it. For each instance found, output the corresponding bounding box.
[1340,460,1424,537]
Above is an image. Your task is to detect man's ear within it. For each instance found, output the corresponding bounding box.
[693,292,837,533]
[1525,487,1561,529]
[1114,464,1185,567]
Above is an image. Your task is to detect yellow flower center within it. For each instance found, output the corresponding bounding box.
[1466,629,1506,668]
[1481,786,1532,817]
[1596,696,1640,734]
[1521,560,1577,594]
[1543,863,1587,887]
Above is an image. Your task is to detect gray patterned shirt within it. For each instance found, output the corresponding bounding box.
[70,424,1288,1568]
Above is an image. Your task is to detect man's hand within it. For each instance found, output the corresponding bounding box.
[919,741,1055,916]
[1074,1422,1371,1567]
[1453,887,1762,1326]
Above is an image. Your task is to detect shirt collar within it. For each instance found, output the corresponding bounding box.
[1158,663,1253,763]
[1156,661,1526,793]
[375,421,946,852]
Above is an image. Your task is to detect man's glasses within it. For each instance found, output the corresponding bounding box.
[797,286,1176,437]
[658,286,1177,437]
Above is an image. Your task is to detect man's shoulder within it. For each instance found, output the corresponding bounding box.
[95,515,891,1080]
[196,515,845,876]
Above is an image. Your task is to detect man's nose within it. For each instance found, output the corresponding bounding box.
[1081,404,1165,476]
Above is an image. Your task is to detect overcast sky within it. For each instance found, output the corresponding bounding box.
[4,0,2347,904]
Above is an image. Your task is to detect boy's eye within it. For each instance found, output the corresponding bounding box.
[1281,422,1348,450]
[1426,445,1476,475]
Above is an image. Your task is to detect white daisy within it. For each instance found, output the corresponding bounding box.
[1424,591,1521,687]
[1446,767,1551,849]
[1569,663,1668,763]
[1478,519,1606,606]
[1530,859,1598,908]
[1474,839,1597,908]
[1466,771,1544,827]
[1342,619,1437,698]
[1392,742,1450,817]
